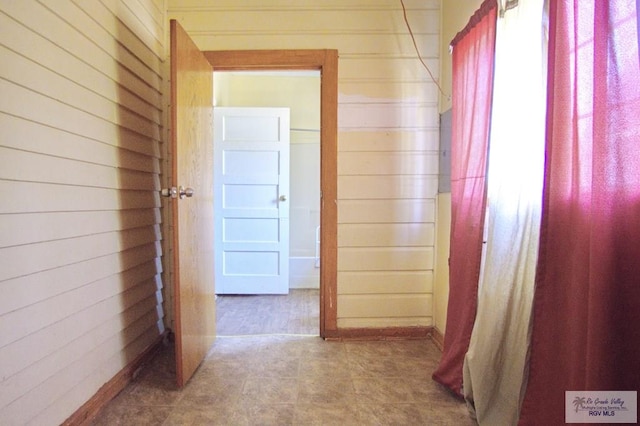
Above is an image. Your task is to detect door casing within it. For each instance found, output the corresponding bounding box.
[204,50,338,337]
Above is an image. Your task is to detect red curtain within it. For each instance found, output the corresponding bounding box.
[519,1,640,424]
[432,0,496,397]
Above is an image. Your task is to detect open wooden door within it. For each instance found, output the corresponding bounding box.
[170,20,215,387]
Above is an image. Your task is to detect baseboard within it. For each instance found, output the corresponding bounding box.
[429,327,445,351]
[63,331,168,426]
[323,326,432,341]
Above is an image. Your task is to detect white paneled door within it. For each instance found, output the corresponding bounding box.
[214,107,290,294]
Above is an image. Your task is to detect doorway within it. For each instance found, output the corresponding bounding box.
[213,72,321,335]
[170,23,338,385]
[203,50,339,338]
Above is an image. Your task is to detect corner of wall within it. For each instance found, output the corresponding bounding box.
[434,0,484,337]
[434,192,451,335]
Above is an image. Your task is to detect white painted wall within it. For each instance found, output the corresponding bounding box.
[171,0,440,328]
[0,1,166,423]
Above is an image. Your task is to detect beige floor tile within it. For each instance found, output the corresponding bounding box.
[297,377,356,404]
[298,357,352,380]
[90,403,172,426]
[233,402,296,425]
[293,403,361,425]
[113,376,182,408]
[240,377,299,404]
[353,377,419,404]
[178,376,244,408]
[163,405,240,426]
[417,402,478,426]
[357,403,427,425]
[246,355,301,378]
[347,356,404,378]
[91,294,475,425]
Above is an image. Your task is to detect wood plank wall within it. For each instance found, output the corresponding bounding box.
[168,0,440,328]
[0,1,167,423]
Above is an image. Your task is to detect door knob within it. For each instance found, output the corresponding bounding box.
[279,195,287,202]
[161,186,194,199]
[161,187,178,198]
[179,186,194,199]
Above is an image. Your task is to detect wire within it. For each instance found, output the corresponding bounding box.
[399,0,448,99]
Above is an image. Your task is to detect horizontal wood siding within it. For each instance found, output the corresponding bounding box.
[168,0,439,329]
[0,1,166,424]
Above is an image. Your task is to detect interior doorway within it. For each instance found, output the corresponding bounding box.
[214,71,321,335]
[203,49,339,338]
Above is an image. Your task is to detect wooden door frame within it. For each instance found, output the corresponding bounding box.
[203,50,338,337]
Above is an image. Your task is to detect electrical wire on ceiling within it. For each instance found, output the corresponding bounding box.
[399,0,449,99]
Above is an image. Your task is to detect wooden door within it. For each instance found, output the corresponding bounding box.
[214,107,290,294]
[170,20,215,387]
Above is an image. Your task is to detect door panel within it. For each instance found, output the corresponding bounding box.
[214,107,290,294]
[170,20,215,388]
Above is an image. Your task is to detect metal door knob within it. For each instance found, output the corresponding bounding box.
[180,186,194,199]
[161,186,194,199]
[279,195,287,202]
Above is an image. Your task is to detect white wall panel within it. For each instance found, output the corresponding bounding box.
[339,151,439,176]
[338,199,436,224]
[338,271,434,294]
[338,223,435,247]
[0,0,166,423]
[0,249,161,316]
[0,210,161,247]
[338,175,438,199]
[0,115,161,164]
[0,182,160,214]
[339,247,434,271]
[338,129,440,152]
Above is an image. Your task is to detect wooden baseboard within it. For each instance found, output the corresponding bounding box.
[63,331,168,426]
[429,327,445,351]
[323,326,432,341]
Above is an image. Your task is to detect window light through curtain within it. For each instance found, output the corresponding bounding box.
[461,0,547,424]
[519,1,640,423]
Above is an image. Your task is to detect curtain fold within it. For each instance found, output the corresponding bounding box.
[432,0,497,398]
[519,1,640,424]
[461,0,547,424]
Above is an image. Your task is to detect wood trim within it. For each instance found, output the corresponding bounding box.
[62,331,168,426]
[430,327,445,351]
[203,49,329,69]
[203,49,339,338]
[321,50,339,337]
[169,19,182,385]
[323,326,433,341]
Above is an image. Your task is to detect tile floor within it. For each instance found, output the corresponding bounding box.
[92,336,476,425]
[216,290,319,336]
[92,291,476,425]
